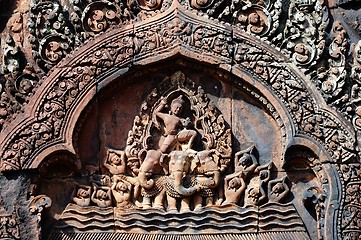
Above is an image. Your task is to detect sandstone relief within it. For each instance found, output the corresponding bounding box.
[0,0,361,239]
[37,71,316,240]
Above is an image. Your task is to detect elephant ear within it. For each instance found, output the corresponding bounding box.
[160,154,170,175]
[189,155,200,174]
[138,149,147,165]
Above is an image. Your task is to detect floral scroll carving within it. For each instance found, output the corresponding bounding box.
[339,164,361,240]
[0,1,360,239]
[82,1,120,34]
[28,1,75,71]
[0,203,20,239]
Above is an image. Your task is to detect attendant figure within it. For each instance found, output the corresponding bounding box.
[91,185,112,208]
[72,185,91,207]
[223,176,246,205]
[111,179,134,208]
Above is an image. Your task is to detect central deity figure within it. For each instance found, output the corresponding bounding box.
[154,95,197,153]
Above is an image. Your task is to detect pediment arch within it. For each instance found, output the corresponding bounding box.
[0,2,356,239]
[0,2,355,171]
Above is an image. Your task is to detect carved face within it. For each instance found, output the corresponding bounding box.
[96,190,108,199]
[110,153,121,165]
[78,189,89,198]
[229,178,241,189]
[239,154,252,167]
[116,182,128,192]
[170,102,183,116]
[271,183,285,195]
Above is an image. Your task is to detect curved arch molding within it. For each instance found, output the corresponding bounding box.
[0,1,359,240]
[0,1,355,172]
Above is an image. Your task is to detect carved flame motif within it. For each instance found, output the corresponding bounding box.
[137,0,163,10]
[190,0,214,9]
[40,34,71,66]
[236,7,270,36]
[82,1,120,33]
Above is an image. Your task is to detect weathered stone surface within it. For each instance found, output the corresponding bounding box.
[0,0,360,239]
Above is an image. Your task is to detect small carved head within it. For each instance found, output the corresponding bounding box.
[109,152,121,165]
[170,95,185,116]
[239,154,252,167]
[271,182,285,195]
[96,189,108,199]
[77,188,90,198]
[229,177,242,189]
[115,182,128,192]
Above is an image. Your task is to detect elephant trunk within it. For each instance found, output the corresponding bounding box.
[172,171,198,197]
[211,171,221,188]
[138,171,154,190]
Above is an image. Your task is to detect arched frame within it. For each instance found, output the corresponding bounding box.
[0,1,355,239]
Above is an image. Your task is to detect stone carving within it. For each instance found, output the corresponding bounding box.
[233,36,355,162]
[0,1,356,173]
[303,187,326,240]
[317,21,348,107]
[28,0,74,71]
[0,203,20,239]
[72,185,92,207]
[111,177,135,208]
[138,0,163,10]
[46,71,321,238]
[63,72,298,216]
[0,0,360,239]
[91,185,113,208]
[28,195,52,228]
[338,164,361,240]
[279,0,328,68]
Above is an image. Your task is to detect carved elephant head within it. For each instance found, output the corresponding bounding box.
[168,150,199,197]
[193,150,221,188]
[137,150,164,190]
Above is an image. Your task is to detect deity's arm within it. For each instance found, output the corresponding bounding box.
[225,171,243,181]
[91,187,99,204]
[104,162,117,175]
[154,97,168,119]
[236,177,246,194]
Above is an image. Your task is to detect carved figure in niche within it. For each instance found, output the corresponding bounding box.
[91,185,112,208]
[244,177,262,206]
[234,145,258,178]
[223,176,247,205]
[268,177,290,203]
[192,150,221,210]
[244,164,271,206]
[154,95,197,153]
[72,185,91,207]
[137,150,167,209]
[257,163,272,204]
[111,177,134,208]
[103,148,141,200]
[104,148,127,175]
[165,150,202,212]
